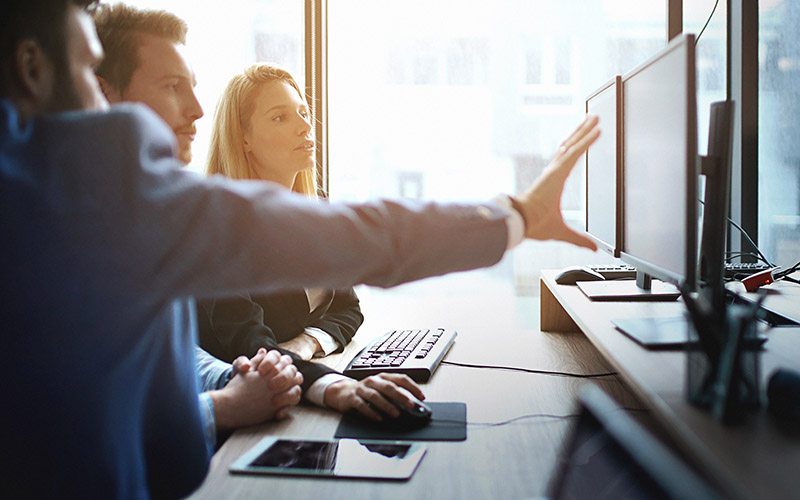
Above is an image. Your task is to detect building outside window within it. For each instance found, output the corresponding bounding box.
[759,0,800,269]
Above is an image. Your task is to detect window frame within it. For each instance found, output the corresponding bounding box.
[305,0,329,196]
[728,0,760,256]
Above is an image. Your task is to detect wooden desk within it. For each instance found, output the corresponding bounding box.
[187,286,641,499]
[727,278,800,325]
[540,270,800,500]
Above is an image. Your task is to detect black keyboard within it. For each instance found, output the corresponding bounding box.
[587,263,772,280]
[342,328,457,382]
[588,264,637,280]
[724,262,772,279]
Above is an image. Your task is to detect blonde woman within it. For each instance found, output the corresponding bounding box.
[197,64,426,419]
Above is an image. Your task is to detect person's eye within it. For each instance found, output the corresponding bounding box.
[300,110,309,118]
[272,115,285,122]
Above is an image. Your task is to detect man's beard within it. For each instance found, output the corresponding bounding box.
[43,56,84,114]
[174,125,196,165]
[176,143,193,165]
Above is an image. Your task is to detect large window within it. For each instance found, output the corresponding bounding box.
[759,0,800,269]
[327,1,726,295]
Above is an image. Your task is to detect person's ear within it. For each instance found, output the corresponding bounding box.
[242,132,253,153]
[14,40,54,105]
[95,75,123,103]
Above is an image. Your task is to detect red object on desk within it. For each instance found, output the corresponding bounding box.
[742,268,777,292]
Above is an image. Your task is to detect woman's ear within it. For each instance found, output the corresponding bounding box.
[14,40,55,106]
[241,131,253,153]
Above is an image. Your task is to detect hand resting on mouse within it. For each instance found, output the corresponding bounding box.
[324,372,428,423]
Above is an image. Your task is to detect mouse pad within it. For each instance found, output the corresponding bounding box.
[334,402,466,442]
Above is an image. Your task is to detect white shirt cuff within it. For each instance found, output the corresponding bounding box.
[305,327,340,357]
[304,373,351,407]
[493,195,525,250]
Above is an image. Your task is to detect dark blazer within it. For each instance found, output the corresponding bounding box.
[196,288,363,389]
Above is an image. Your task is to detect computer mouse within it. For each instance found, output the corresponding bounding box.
[554,265,606,285]
[386,396,432,429]
[350,394,433,431]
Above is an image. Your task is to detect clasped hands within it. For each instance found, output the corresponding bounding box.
[210,348,303,430]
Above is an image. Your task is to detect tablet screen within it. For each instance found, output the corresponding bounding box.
[230,437,426,480]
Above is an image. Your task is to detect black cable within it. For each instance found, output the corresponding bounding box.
[440,414,581,427]
[774,260,800,280]
[441,360,618,379]
[775,260,800,276]
[727,215,774,266]
[699,199,774,266]
[695,0,720,45]
[431,407,650,428]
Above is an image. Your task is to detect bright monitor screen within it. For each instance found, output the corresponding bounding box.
[585,76,622,257]
[620,34,697,288]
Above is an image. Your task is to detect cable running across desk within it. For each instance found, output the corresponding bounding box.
[441,360,618,379]
[432,407,650,428]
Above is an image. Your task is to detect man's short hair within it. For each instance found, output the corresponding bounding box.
[0,0,97,96]
[93,3,188,93]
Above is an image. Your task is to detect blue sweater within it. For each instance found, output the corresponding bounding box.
[0,100,507,498]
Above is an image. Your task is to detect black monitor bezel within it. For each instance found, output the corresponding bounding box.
[584,76,623,258]
[698,100,734,315]
[619,33,698,290]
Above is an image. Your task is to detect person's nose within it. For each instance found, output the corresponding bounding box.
[185,89,204,121]
[297,113,312,137]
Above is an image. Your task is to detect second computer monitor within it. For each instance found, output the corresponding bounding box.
[620,33,698,290]
[585,76,622,257]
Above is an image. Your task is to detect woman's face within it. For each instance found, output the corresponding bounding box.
[243,81,314,185]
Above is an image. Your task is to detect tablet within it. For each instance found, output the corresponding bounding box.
[229,437,426,480]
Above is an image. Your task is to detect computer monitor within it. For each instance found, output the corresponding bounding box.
[698,101,734,317]
[579,34,697,302]
[622,33,697,289]
[585,76,622,257]
[605,102,736,351]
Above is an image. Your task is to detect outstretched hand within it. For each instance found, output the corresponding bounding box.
[515,115,600,250]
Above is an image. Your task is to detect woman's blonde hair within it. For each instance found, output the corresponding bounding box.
[206,63,317,197]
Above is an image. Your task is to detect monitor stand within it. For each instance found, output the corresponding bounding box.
[611,312,768,350]
[576,271,680,301]
[611,316,691,349]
